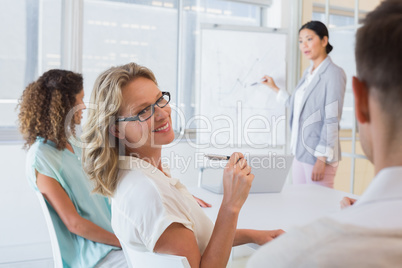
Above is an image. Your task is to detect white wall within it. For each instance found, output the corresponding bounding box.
[0,143,52,267]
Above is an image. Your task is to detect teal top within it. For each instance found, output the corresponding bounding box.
[26,137,118,268]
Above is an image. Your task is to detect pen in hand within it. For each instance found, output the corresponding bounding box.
[204,154,230,161]
[250,78,267,87]
[204,154,243,164]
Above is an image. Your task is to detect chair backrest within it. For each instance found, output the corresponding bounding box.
[121,243,190,268]
[35,192,63,268]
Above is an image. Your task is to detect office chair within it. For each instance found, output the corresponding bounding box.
[35,192,63,268]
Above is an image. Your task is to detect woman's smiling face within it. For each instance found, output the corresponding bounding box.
[117,77,175,153]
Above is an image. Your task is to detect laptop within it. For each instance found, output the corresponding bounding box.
[200,154,294,194]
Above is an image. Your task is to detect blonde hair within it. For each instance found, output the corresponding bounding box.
[81,62,157,197]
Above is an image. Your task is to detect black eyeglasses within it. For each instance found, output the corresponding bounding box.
[116,92,171,122]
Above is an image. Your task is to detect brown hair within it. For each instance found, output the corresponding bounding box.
[355,0,402,116]
[18,69,83,150]
[81,62,157,197]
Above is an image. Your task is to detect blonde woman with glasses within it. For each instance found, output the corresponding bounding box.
[82,63,284,268]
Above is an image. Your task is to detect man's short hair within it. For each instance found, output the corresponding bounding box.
[355,0,402,116]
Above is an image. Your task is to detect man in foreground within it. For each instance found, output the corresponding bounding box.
[248,0,402,266]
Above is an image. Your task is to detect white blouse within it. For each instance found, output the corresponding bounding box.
[111,156,214,255]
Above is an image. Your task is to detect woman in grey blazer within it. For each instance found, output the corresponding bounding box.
[262,21,346,188]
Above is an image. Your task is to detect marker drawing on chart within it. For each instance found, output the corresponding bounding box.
[215,48,282,110]
[198,29,287,146]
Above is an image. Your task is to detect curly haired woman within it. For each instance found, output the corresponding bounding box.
[18,69,127,268]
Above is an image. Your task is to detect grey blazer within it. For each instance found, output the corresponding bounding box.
[287,57,346,165]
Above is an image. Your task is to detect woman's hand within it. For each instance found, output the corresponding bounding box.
[233,229,286,246]
[193,195,212,207]
[340,197,357,209]
[252,229,286,245]
[261,75,280,93]
[222,152,254,213]
[312,157,326,181]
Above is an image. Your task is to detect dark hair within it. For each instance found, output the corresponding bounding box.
[299,21,333,54]
[355,0,402,117]
[18,69,83,150]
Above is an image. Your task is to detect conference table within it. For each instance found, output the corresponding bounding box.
[189,184,359,248]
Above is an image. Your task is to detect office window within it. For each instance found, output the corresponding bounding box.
[328,29,356,130]
[359,0,382,22]
[0,0,61,139]
[82,0,179,120]
[312,12,354,28]
[181,0,261,129]
[0,0,265,139]
[82,0,261,131]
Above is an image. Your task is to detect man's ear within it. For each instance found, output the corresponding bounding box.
[110,124,125,139]
[352,76,370,124]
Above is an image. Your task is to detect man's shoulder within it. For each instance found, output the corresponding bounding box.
[247,218,342,267]
[248,216,402,267]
